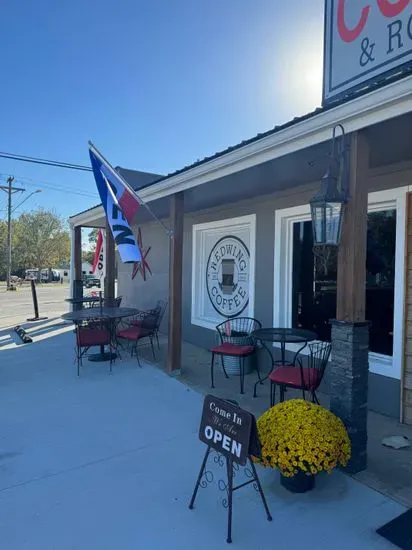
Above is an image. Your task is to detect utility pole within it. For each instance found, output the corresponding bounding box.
[0,176,25,290]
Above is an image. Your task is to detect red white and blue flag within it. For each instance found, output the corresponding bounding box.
[92,229,105,279]
[89,144,142,264]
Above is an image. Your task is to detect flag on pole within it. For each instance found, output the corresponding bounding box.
[92,229,106,280]
[89,145,142,264]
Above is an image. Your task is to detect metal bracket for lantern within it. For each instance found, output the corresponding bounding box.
[309,124,350,247]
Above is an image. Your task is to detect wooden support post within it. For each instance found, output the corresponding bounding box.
[104,222,115,301]
[336,132,369,322]
[167,192,184,374]
[71,225,84,308]
[330,131,370,474]
[74,226,82,281]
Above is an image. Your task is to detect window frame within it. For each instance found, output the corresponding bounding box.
[273,187,407,379]
[191,214,256,331]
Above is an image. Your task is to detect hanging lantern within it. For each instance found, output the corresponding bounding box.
[309,125,348,246]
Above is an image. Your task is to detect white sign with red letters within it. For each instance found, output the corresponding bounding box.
[323,0,412,103]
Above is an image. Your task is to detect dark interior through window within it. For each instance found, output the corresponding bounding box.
[292,209,396,356]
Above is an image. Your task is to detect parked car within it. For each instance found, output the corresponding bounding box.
[83,274,101,288]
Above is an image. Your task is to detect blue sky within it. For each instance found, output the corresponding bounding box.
[0,0,324,222]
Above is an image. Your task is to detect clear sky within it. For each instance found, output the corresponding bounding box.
[0,0,324,222]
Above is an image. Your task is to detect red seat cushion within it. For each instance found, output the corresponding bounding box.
[117,327,141,340]
[77,329,110,347]
[269,366,320,390]
[211,343,255,356]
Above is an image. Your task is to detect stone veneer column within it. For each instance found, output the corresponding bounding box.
[330,320,369,474]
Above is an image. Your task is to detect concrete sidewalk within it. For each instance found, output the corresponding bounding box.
[0,328,405,549]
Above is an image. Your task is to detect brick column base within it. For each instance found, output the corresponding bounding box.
[330,320,369,474]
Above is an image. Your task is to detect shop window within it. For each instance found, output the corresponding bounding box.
[292,210,396,355]
[273,188,407,379]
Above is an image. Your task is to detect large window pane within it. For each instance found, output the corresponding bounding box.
[291,210,396,356]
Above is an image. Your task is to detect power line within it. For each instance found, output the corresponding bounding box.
[0,173,99,199]
[17,179,99,199]
[0,151,92,172]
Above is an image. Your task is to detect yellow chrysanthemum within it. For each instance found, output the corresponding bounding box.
[253,399,351,477]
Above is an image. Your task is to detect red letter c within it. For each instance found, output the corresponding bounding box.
[377,0,410,18]
[337,0,371,43]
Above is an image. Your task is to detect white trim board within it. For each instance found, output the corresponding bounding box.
[273,187,408,380]
[191,214,256,331]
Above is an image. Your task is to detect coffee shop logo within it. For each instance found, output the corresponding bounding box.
[206,235,250,317]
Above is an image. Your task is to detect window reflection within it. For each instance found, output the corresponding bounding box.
[292,210,396,356]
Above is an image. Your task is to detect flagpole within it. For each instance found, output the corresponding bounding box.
[88,141,173,237]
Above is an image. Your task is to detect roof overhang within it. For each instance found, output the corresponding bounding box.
[70,74,412,228]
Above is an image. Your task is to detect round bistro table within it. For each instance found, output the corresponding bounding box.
[61,307,139,362]
[251,328,317,397]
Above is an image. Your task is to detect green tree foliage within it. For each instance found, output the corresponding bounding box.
[10,209,71,274]
[88,228,98,245]
[82,250,95,265]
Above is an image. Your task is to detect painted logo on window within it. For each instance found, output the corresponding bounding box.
[206,236,250,318]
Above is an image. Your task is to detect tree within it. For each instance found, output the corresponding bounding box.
[88,228,99,246]
[12,208,71,273]
[82,250,95,265]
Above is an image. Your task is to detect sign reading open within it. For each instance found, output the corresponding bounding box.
[198,395,260,466]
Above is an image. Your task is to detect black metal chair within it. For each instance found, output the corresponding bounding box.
[104,296,123,307]
[130,300,167,349]
[269,341,331,406]
[210,317,262,394]
[117,310,159,366]
[74,320,113,376]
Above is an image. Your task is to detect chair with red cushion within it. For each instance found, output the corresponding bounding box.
[130,300,168,350]
[75,322,112,376]
[211,317,261,394]
[269,341,331,406]
[117,313,158,367]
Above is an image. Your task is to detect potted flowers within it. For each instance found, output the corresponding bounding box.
[254,399,351,493]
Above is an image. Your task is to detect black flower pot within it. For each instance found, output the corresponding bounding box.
[280,471,315,493]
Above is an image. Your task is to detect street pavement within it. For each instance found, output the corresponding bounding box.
[0,327,405,549]
[0,283,70,328]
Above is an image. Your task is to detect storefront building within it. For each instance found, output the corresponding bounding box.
[70,2,412,471]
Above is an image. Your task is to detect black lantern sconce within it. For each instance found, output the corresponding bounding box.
[309,124,349,246]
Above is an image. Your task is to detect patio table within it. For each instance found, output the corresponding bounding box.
[61,307,139,362]
[251,328,317,397]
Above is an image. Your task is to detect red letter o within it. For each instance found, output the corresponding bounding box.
[377,0,409,18]
[337,0,371,43]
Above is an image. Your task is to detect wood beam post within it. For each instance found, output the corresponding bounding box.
[104,222,115,301]
[72,225,83,307]
[74,226,82,281]
[336,132,369,322]
[167,192,184,374]
[330,131,370,474]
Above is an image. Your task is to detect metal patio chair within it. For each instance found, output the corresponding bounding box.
[130,300,168,349]
[116,310,159,367]
[75,321,113,376]
[210,317,262,394]
[269,341,331,406]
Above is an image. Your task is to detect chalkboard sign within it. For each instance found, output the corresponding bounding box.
[191,395,271,544]
[199,395,260,466]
